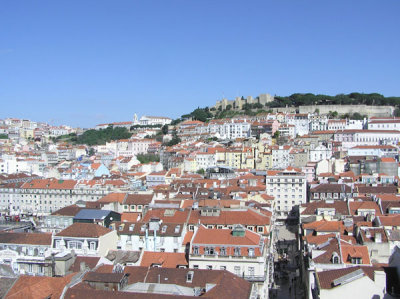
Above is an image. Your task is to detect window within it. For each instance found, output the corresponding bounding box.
[234,247,241,256]
[189,225,194,231]
[68,241,82,250]
[205,247,215,255]
[186,271,193,282]
[220,247,226,256]
[234,266,241,276]
[193,265,199,269]
[248,248,255,257]
[333,256,339,264]
[90,242,96,251]
[257,226,264,233]
[193,246,199,255]
[207,265,212,270]
[248,267,255,276]
[220,266,226,270]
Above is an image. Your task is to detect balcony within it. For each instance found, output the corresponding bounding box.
[242,274,266,282]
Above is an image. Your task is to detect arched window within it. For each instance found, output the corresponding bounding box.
[333,256,339,264]
[332,252,339,264]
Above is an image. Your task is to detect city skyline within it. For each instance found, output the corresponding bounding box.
[1,0,400,127]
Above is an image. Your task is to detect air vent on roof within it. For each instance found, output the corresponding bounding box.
[332,269,364,286]
[232,224,246,237]
[164,209,176,217]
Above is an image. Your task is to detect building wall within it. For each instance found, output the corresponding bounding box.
[318,274,385,299]
[98,231,118,256]
[299,105,394,117]
[266,172,307,218]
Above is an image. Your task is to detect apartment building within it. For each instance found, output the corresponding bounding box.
[266,167,307,219]
[0,178,122,216]
[189,225,267,298]
[53,223,118,257]
[0,232,53,276]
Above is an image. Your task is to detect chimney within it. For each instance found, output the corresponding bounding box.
[80,261,86,272]
[375,232,382,243]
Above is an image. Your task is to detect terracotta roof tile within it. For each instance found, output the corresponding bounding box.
[140,251,188,268]
[5,273,76,299]
[56,223,112,238]
[0,232,52,246]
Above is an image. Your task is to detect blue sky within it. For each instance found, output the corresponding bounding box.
[1,0,399,127]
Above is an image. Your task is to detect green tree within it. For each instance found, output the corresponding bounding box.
[273,131,280,139]
[165,129,181,146]
[191,108,208,122]
[253,103,263,109]
[351,112,365,120]
[196,168,205,175]
[0,134,8,139]
[137,153,160,164]
[161,125,168,135]
[76,126,132,145]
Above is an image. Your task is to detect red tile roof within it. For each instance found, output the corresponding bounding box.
[98,193,126,204]
[56,223,112,238]
[22,178,77,190]
[140,251,188,268]
[0,232,52,245]
[192,225,261,246]
[5,273,76,299]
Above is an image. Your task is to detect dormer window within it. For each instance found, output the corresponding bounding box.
[141,225,146,232]
[119,225,123,231]
[332,252,340,264]
[351,257,362,264]
[220,247,226,256]
[234,247,241,256]
[186,271,194,283]
[162,225,168,233]
[129,224,135,231]
[248,248,255,257]
[174,225,180,234]
[193,246,199,255]
[205,247,215,255]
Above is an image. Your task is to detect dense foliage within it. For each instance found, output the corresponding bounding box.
[130,124,162,130]
[268,93,400,108]
[165,129,181,146]
[76,126,132,145]
[182,107,213,122]
[137,153,160,164]
[0,134,8,139]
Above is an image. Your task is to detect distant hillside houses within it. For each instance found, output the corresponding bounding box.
[95,114,172,130]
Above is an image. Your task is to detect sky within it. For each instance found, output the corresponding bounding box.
[1,0,400,128]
